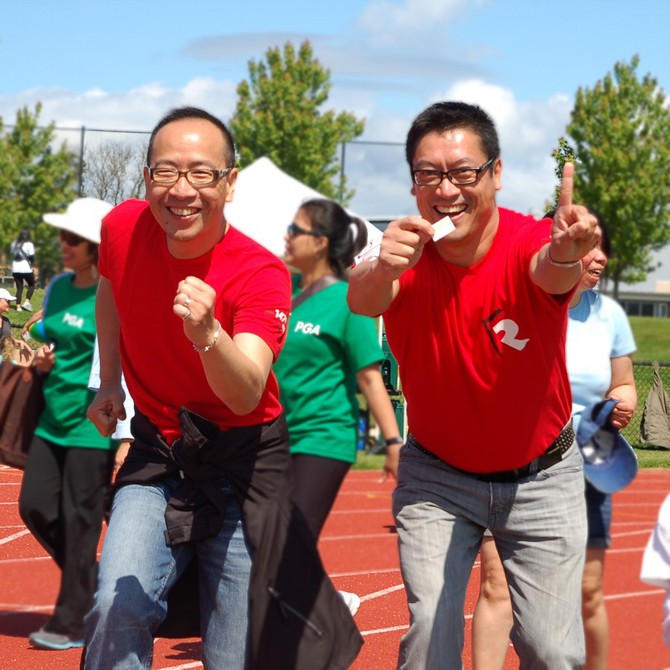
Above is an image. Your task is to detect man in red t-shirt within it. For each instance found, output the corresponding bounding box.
[84,108,361,670]
[348,102,600,669]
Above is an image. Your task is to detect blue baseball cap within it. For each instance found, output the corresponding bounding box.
[576,398,638,494]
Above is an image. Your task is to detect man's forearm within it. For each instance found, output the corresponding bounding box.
[347,261,397,316]
[96,277,123,385]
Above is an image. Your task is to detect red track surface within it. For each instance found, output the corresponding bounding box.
[2,465,670,669]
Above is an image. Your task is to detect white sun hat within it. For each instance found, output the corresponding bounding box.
[0,288,16,301]
[42,197,114,244]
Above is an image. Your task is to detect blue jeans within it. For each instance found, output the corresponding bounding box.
[393,440,587,670]
[84,476,252,669]
[585,479,612,548]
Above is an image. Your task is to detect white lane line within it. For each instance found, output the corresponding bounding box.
[612,529,656,539]
[362,624,408,636]
[0,524,28,529]
[0,604,52,615]
[0,529,30,546]
[361,584,405,602]
[330,567,401,578]
[605,588,664,601]
[321,533,396,541]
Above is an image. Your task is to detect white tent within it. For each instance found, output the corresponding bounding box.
[225,157,382,258]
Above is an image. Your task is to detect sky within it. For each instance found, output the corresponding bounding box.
[2,0,670,287]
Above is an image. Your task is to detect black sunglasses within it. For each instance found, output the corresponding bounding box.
[59,230,87,246]
[286,222,322,238]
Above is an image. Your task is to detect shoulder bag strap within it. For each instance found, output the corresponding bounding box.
[291,275,340,311]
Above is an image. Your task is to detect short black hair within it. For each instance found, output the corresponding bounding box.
[405,102,500,172]
[146,107,236,168]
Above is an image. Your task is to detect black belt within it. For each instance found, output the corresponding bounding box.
[408,421,575,483]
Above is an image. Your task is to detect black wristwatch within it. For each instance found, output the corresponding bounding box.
[385,437,404,447]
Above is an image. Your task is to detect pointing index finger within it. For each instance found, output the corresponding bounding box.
[557,162,574,209]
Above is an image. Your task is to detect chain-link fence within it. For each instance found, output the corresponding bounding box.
[4,124,413,217]
[624,361,670,447]
[373,353,669,450]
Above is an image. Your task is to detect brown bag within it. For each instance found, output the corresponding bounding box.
[640,362,670,450]
[0,360,45,468]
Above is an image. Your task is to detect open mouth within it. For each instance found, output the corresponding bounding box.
[168,207,199,217]
[435,204,467,219]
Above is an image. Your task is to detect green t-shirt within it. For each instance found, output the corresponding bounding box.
[274,280,383,463]
[35,273,113,450]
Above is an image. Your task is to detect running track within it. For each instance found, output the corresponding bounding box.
[1,465,669,669]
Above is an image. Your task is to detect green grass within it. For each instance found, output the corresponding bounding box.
[5,286,45,345]
[353,447,670,470]
[633,445,670,468]
[353,452,386,470]
[629,316,670,363]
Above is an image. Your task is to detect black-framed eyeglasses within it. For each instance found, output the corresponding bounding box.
[286,222,322,238]
[411,157,497,187]
[60,230,86,246]
[145,165,233,188]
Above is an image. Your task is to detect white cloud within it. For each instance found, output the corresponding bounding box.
[1,78,240,161]
[357,0,468,48]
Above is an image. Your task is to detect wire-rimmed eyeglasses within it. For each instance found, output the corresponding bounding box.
[146,166,232,188]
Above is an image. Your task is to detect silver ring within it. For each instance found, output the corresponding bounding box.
[183,310,192,321]
[184,297,192,306]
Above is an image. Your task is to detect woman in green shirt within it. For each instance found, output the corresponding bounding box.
[18,198,117,651]
[274,199,402,615]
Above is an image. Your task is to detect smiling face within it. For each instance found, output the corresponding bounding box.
[0,297,11,315]
[60,232,97,273]
[144,117,238,258]
[579,239,608,292]
[410,128,502,246]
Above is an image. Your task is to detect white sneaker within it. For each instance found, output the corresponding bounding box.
[338,590,361,617]
[22,300,33,311]
[16,305,22,312]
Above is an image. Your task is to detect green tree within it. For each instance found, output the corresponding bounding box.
[0,103,79,283]
[230,40,365,203]
[548,137,577,209]
[557,56,670,297]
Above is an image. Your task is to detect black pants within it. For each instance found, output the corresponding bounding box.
[13,271,35,303]
[18,436,115,636]
[291,453,351,539]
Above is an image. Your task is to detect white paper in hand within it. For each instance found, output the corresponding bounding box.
[353,239,381,266]
[432,215,455,241]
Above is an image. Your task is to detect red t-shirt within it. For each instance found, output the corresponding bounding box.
[383,208,572,472]
[99,200,291,443]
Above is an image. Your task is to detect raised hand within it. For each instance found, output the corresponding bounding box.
[173,276,219,350]
[550,163,600,263]
[377,216,435,279]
